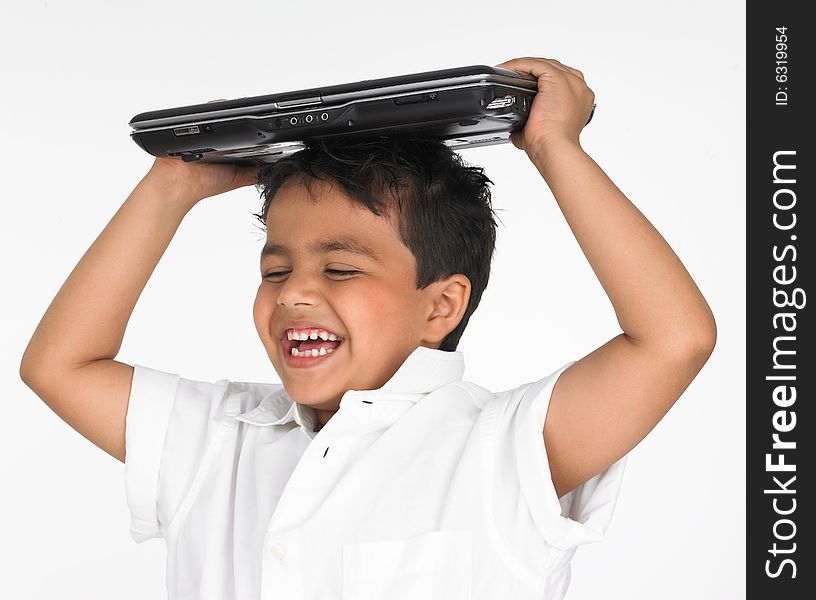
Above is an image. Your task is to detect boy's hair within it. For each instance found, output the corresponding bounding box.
[251,136,499,352]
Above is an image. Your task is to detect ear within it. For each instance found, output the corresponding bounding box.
[422,275,471,345]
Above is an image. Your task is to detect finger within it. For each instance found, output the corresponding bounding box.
[494,61,521,75]
[495,57,573,80]
[551,61,585,80]
[244,166,261,185]
[509,131,524,151]
[539,58,574,77]
[496,57,548,75]
[502,57,583,81]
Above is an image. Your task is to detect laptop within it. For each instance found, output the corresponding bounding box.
[127,65,544,165]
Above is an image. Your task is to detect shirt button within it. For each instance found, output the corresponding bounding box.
[269,543,286,559]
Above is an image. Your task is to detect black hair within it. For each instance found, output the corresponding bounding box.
[251,136,501,352]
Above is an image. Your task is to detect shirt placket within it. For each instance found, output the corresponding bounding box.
[259,395,369,598]
[260,531,302,599]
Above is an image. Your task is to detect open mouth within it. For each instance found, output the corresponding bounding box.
[281,335,344,357]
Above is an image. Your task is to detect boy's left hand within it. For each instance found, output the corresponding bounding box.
[495,57,596,157]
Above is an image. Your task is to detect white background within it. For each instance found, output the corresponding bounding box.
[2,1,744,598]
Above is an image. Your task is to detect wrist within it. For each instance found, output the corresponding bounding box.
[139,170,201,214]
[527,137,585,174]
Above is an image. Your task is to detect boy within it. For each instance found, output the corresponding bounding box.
[20,57,716,599]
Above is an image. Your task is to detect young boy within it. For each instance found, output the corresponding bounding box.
[20,57,716,599]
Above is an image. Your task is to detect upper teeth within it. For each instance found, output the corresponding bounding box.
[286,328,338,341]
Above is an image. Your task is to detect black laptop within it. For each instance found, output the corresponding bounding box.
[127,65,542,166]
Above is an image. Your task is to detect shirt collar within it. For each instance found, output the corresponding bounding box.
[234,345,465,427]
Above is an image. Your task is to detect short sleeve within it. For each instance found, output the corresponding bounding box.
[490,360,627,559]
[124,364,231,543]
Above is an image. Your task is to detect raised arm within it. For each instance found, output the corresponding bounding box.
[19,156,259,462]
[496,57,716,498]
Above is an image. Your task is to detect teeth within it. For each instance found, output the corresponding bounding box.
[286,328,339,341]
[290,346,336,357]
[284,327,343,358]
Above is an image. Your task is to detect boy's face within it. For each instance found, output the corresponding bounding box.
[253,176,466,418]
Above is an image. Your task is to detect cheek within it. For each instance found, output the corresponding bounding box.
[253,285,274,331]
[345,285,414,329]
[345,284,388,312]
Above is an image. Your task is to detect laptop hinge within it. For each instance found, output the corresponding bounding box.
[276,95,323,109]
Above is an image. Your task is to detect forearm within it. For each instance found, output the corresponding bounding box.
[530,140,716,351]
[21,175,194,375]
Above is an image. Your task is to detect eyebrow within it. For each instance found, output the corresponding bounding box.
[260,238,382,263]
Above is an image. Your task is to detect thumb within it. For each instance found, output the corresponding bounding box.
[509,131,524,151]
[241,165,262,186]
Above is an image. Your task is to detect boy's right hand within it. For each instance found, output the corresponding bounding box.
[142,98,262,207]
[145,155,261,207]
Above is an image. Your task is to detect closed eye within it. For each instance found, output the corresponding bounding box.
[263,269,360,278]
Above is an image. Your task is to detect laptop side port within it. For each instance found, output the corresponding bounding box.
[173,125,201,137]
[486,95,516,110]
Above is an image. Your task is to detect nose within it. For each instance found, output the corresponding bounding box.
[276,271,322,308]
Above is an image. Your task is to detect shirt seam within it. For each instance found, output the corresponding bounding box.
[126,365,181,541]
[447,381,487,409]
[480,395,551,593]
[161,391,241,539]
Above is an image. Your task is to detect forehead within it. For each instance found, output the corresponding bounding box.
[262,178,402,260]
[260,236,384,262]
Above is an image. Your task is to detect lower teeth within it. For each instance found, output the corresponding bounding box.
[291,346,337,357]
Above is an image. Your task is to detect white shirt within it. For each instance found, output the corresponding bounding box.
[125,346,626,600]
